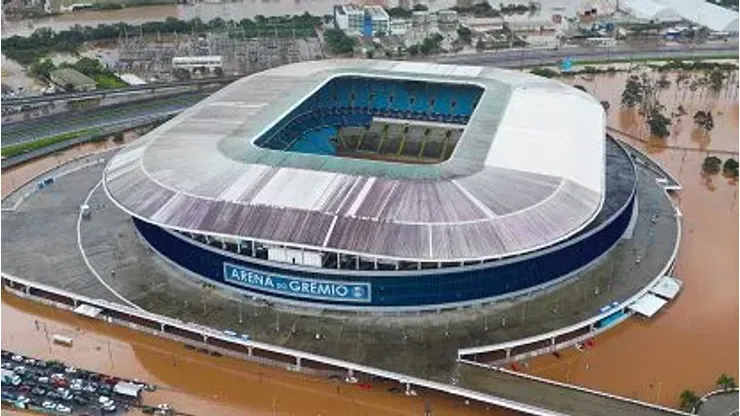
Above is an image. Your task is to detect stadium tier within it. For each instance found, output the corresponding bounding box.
[104,60,636,311]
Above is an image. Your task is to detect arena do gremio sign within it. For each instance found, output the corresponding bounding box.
[223,263,372,303]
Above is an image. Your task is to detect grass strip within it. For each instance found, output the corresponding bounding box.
[1,128,102,158]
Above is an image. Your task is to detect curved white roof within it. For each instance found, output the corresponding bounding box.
[104,60,606,262]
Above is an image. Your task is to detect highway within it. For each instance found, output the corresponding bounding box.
[434,41,739,67]
[0,76,239,107]
[1,92,209,146]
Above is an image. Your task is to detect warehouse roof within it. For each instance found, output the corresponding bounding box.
[104,60,606,262]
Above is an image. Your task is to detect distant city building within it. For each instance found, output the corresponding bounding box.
[49,68,96,92]
[411,10,429,27]
[389,18,411,35]
[334,4,390,36]
[438,10,459,30]
[366,6,391,35]
[334,4,366,34]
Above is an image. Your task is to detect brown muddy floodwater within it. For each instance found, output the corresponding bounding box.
[0,132,141,198]
[0,294,518,416]
[521,69,739,408]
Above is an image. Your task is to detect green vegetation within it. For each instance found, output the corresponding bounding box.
[530,67,558,78]
[708,69,727,92]
[702,156,722,175]
[693,110,715,133]
[709,0,739,10]
[716,373,738,390]
[1,128,102,158]
[600,101,610,111]
[723,159,739,178]
[679,389,700,412]
[420,34,443,55]
[652,59,739,72]
[385,4,427,18]
[29,57,125,89]
[451,1,535,17]
[2,14,321,65]
[324,28,355,55]
[621,75,644,108]
[457,26,473,45]
[646,105,671,137]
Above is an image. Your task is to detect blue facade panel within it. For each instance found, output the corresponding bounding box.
[133,193,634,308]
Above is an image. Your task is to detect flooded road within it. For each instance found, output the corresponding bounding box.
[521,69,739,408]
[0,294,517,416]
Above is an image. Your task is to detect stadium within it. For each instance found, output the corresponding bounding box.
[102,60,637,311]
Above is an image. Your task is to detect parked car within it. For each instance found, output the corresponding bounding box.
[73,396,88,406]
[55,403,72,413]
[31,387,46,396]
[42,400,56,409]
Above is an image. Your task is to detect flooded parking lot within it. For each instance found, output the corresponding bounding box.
[519,68,739,407]
[1,294,518,416]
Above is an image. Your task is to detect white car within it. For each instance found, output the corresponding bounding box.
[38,376,49,384]
[42,401,56,409]
[70,383,83,391]
[64,367,77,374]
[13,366,26,375]
[11,355,23,362]
[99,395,112,405]
[102,403,116,412]
[55,404,72,413]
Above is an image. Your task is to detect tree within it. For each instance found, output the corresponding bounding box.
[407,44,420,56]
[723,159,739,178]
[679,389,699,412]
[63,82,76,92]
[420,33,443,54]
[656,74,671,89]
[702,156,722,175]
[716,374,738,390]
[172,67,191,81]
[676,105,686,116]
[709,69,727,92]
[72,56,105,76]
[646,105,671,138]
[324,28,355,55]
[366,50,374,59]
[29,58,56,79]
[475,38,485,51]
[621,75,643,108]
[693,110,714,133]
[600,101,610,111]
[113,132,125,143]
[457,26,473,44]
[214,67,224,77]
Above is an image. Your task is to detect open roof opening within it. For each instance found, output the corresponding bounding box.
[253,76,484,164]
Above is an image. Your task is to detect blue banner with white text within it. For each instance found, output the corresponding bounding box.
[223,263,372,303]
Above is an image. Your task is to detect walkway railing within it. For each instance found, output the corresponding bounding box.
[457,141,683,364]
[0,272,568,416]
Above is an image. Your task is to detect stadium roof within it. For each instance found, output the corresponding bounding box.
[104,60,606,263]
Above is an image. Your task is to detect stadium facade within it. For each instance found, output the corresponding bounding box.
[103,60,637,311]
